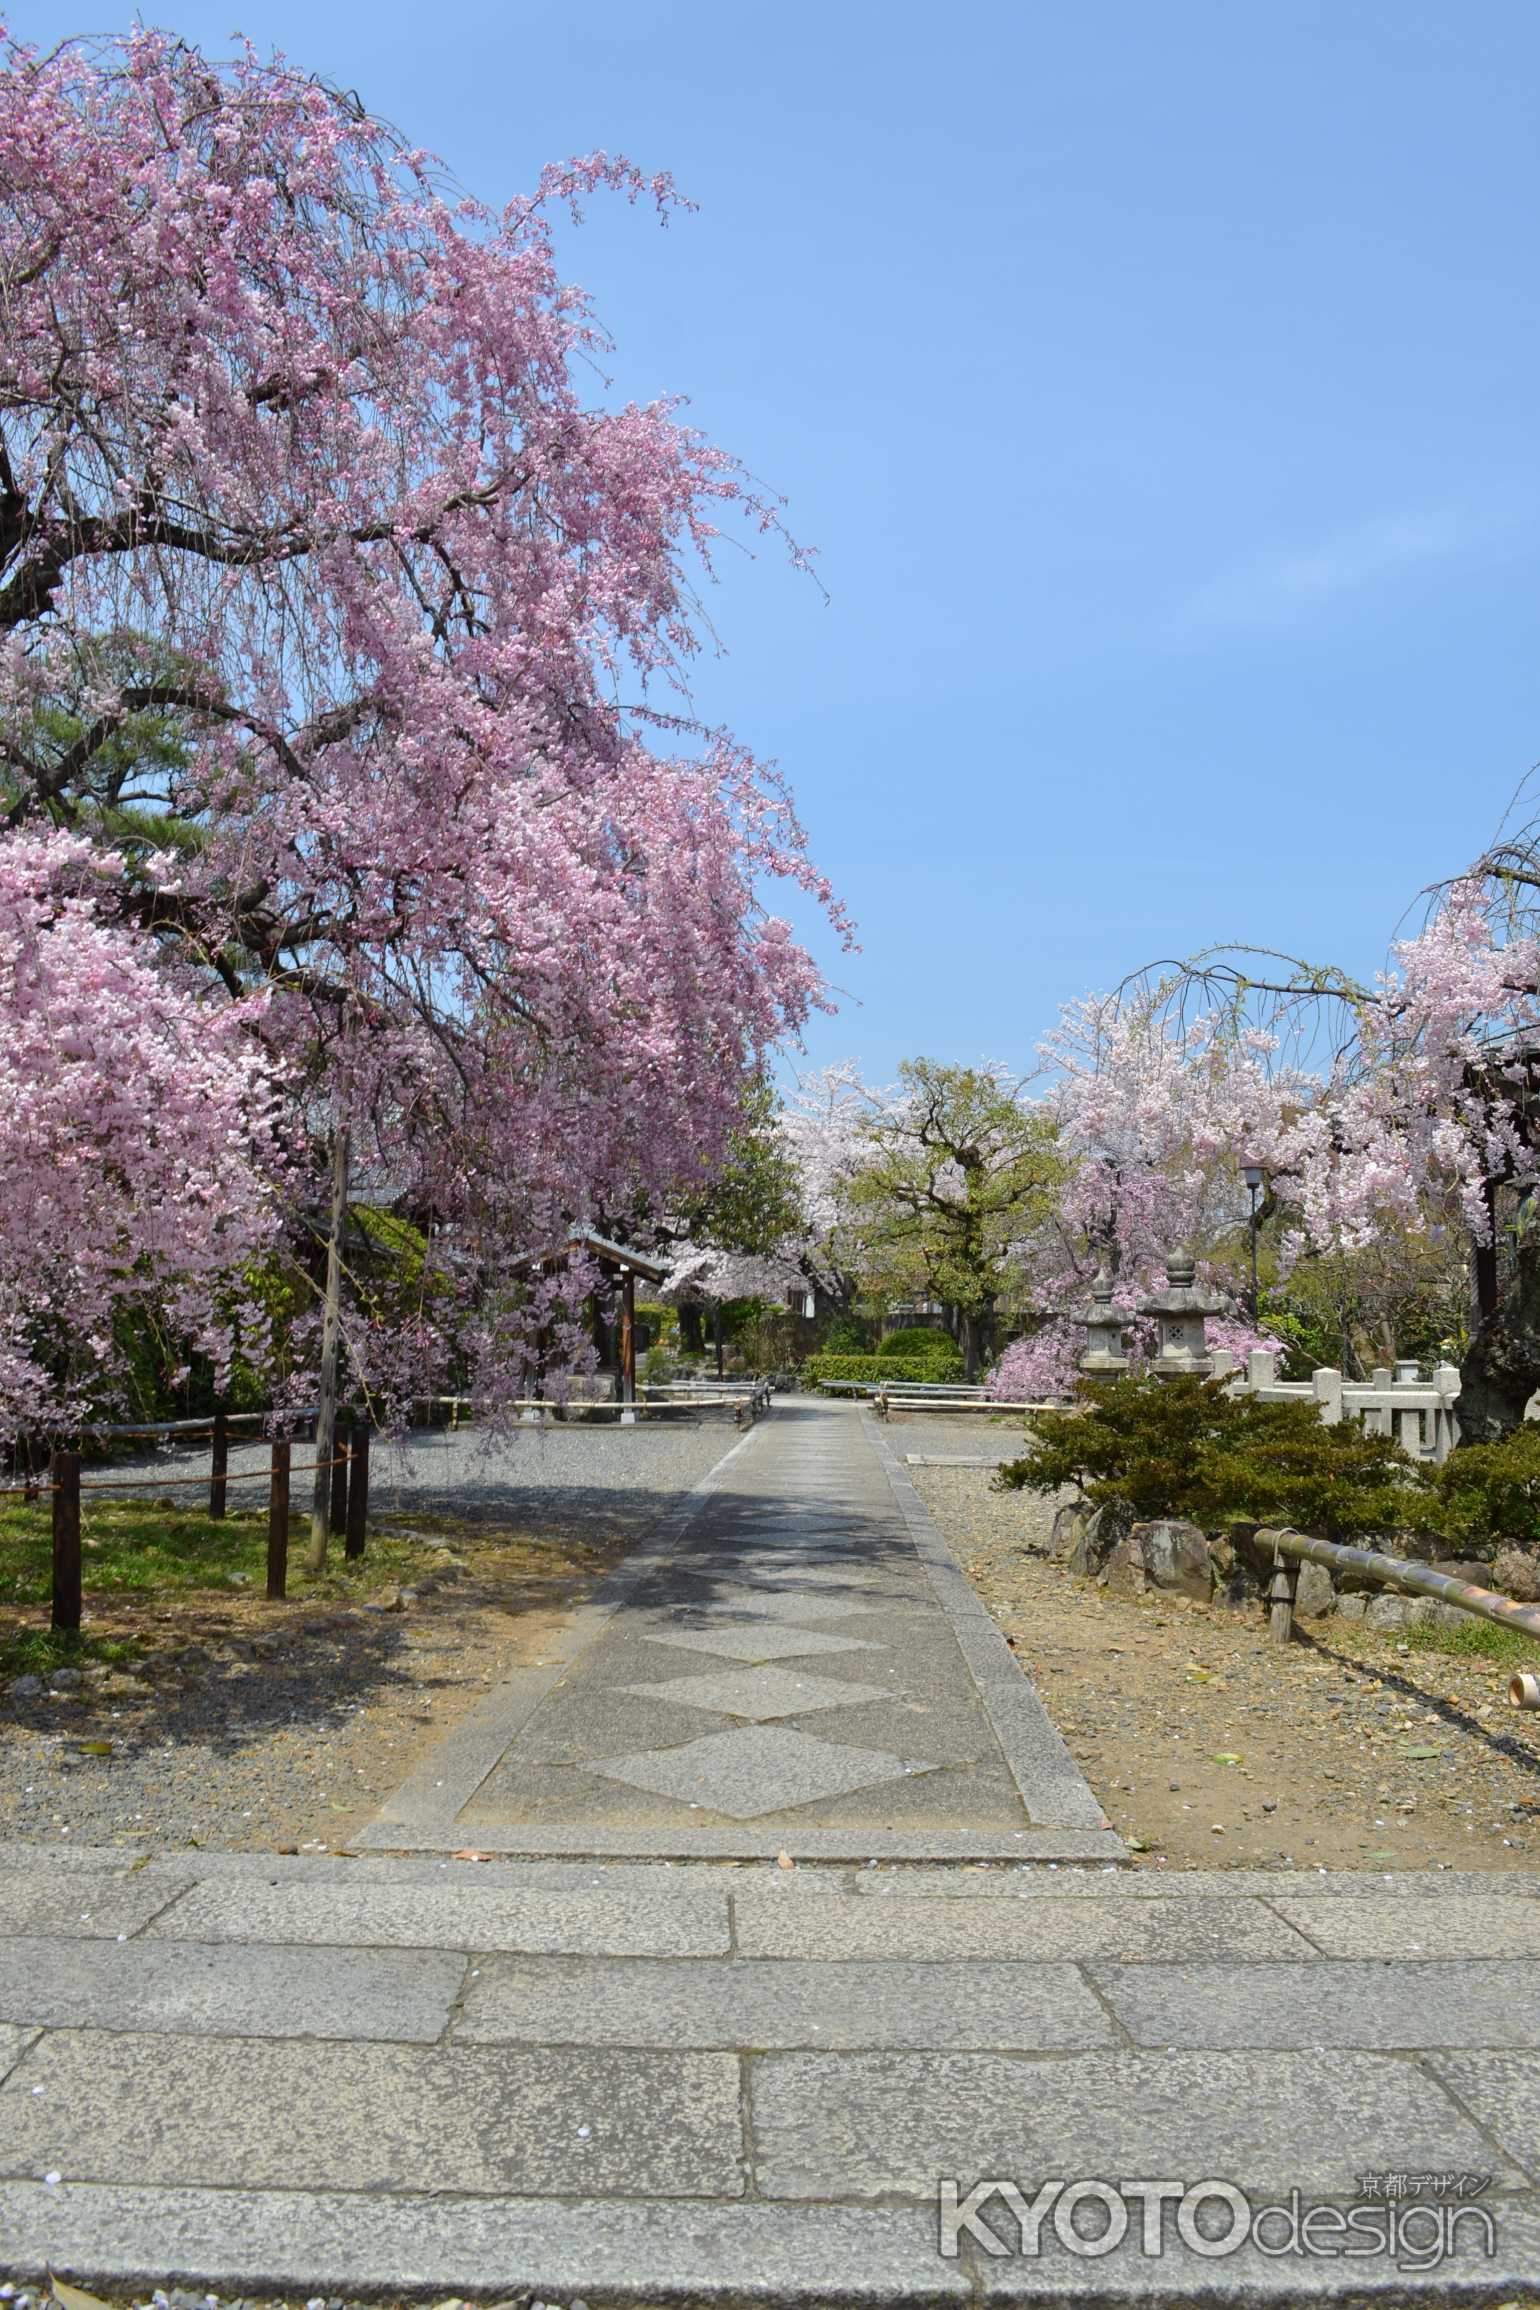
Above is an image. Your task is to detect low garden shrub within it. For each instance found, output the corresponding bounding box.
[997,1375,1439,1542]
[1433,1423,1540,1552]
[878,1326,960,1367]
[804,1351,964,1389]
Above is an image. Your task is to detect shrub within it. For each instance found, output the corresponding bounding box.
[1433,1424,1540,1552]
[821,1316,870,1355]
[879,1326,958,1364]
[998,1375,1437,1542]
[804,1353,963,1390]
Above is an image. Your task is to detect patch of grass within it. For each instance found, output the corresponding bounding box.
[0,1495,460,1679]
[0,1625,142,1680]
[1402,1614,1540,1664]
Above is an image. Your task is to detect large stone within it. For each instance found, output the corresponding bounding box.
[1293,1560,1335,1618]
[1065,1502,1131,1579]
[1048,1500,1090,1561]
[1137,1519,1213,1601]
[1206,1533,1261,1612]
[1100,1531,1150,1598]
[1365,1591,1414,1630]
[1103,1520,1212,1603]
[1495,1544,1540,1602]
[1429,1556,1498,1586]
[1408,1596,1465,1631]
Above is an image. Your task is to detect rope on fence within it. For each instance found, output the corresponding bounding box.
[0,1454,348,1500]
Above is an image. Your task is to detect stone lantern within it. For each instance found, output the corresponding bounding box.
[1139,1248,1226,1378]
[1076,1265,1129,1378]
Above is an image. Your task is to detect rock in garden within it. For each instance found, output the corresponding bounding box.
[1430,1557,1498,1588]
[1294,1561,1336,1618]
[1365,1592,1414,1630]
[1207,1534,1261,1610]
[48,1665,83,1690]
[1049,1500,1090,1561]
[1102,1530,1150,1597]
[7,1675,43,1700]
[1493,1545,1540,1602]
[1408,1597,1464,1631]
[1067,1502,1132,1578]
[1135,1519,1213,1601]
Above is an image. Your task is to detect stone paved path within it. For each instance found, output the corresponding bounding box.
[4,1401,1540,2302]
[359,1400,1119,1861]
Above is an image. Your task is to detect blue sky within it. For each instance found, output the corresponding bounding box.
[19,1,1540,1081]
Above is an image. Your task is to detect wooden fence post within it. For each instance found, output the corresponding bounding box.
[344,1422,369,1560]
[209,1405,228,1520]
[330,1408,351,1536]
[267,1434,290,1601]
[50,1450,81,1633]
[1268,1554,1299,1646]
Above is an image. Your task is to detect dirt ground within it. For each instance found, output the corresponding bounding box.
[0,1511,634,1852]
[908,1450,1540,1872]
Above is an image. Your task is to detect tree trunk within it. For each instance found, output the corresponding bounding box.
[679,1298,705,1356]
[1459,1228,1540,1440]
[306,1124,350,1573]
[957,1296,997,1382]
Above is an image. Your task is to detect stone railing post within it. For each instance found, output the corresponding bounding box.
[1311,1367,1344,1425]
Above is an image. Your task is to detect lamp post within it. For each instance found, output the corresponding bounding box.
[1241,1160,1264,1325]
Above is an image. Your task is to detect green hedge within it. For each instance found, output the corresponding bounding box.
[879,1326,958,1363]
[804,1351,964,1390]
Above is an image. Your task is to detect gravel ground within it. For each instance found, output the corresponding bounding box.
[91,1415,742,1530]
[0,1421,740,1854]
[889,1411,1540,1873]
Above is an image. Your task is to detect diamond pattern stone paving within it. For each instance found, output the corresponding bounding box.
[582,1724,932,1821]
[620,1664,889,1721]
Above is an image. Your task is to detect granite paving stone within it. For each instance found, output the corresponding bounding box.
[731,1888,1319,1961]
[643,1623,885,1664]
[0,2184,972,2304]
[0,2026,35,2088]
[583,1723,936,1819]
[1273,1892,1540,1959]
[748,2047,1521,2201]
[143,1877,732,1955]
[0,2031,744,2198]
[621,1663,900,1720]
[0,1868,190,1941]
[0,1934,465,2041]
[1426,2051,1540,2181]
[1088,1957,1540,2049]
[454,1953,1117,2049]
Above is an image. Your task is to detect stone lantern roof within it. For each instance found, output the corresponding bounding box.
[1138,1249,1226,1379]
[1074,1264,1129,1376]
[1138,1249,1226,1321]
